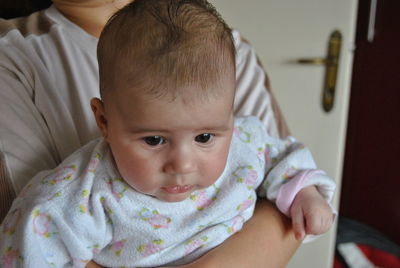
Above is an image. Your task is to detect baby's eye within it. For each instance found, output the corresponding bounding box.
[194,133,214,144]
[143,136,165,146]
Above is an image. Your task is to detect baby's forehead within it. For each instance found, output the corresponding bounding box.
[116,69,235,101]
[105,80,234,118]
[110,86,235,133]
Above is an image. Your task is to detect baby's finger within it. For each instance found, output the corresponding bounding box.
[318,210,334,233]
[291,206,305,240]
[321,213,335,232]
[305,211,332,235]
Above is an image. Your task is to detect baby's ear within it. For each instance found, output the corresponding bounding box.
[90,98,108,138]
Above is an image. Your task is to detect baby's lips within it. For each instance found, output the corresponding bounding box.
[161,185,193,194]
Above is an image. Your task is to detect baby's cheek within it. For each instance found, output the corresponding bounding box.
[204,156,228,185]
[119,164,157,192]
[124,175,157,194]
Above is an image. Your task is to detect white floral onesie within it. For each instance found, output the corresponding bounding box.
[0,116,335,268]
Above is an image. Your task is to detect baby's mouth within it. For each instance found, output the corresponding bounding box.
[161,185,193,194]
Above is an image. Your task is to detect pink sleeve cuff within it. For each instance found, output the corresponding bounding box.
[276,169,325,216]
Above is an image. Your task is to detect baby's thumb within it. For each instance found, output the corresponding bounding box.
[291,206,305,240]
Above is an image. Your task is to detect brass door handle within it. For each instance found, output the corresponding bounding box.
[296,30,342,112]
[297,58,327,65]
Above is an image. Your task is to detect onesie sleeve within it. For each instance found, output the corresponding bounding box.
[241,117,336,216]
[261,139,336,216]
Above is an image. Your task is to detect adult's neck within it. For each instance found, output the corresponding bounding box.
[53,0,131,38]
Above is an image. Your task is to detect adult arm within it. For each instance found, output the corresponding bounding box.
[0,43,59,221]
[179,199,300,268]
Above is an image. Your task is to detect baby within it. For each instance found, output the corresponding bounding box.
[0,0,336,267]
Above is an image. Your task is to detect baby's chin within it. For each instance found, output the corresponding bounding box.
[132,185,193,202]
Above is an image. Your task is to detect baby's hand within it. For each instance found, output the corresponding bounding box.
[290,186,334,240]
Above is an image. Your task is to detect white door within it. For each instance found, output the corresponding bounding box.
[209,1,358,267]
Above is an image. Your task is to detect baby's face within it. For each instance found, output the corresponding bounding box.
[102,82,235,202]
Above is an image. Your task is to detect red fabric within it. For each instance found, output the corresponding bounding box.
[358,244,400,268]
[333,257,346,268]
[334,243,400,268]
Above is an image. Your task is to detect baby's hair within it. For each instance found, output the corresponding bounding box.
[97,0,235,101]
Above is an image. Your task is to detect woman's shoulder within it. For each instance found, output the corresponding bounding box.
[0,8,54,42]
[0,5,96,61]
[231,29,256,64]
[0,7,61,79]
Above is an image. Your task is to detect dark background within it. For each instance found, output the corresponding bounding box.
[340,0,400,245]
